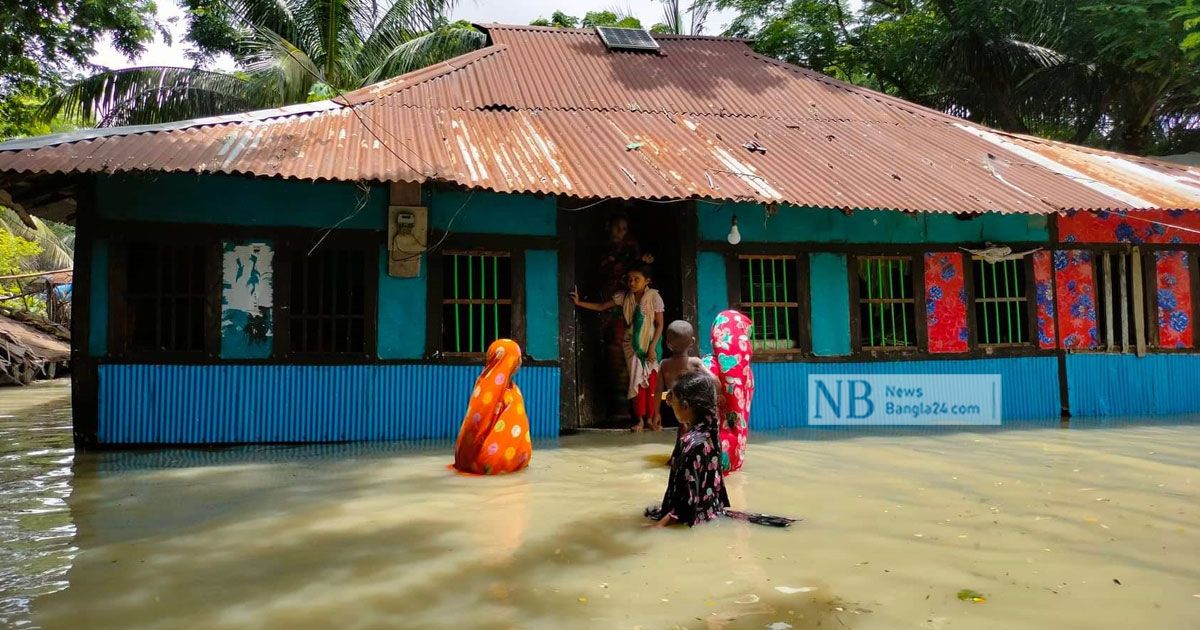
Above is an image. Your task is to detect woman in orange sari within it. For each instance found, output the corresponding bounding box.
[453,339,532,475]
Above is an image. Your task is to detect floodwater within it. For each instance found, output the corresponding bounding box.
[2,383,1199,629]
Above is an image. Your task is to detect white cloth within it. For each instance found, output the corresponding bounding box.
[960,245,1041,264]
[613,288,664,398]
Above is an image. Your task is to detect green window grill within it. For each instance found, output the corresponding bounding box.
[738,255,800,351]
[856,256,917,349]
[971,257,1030,347]
[442,252,513,355]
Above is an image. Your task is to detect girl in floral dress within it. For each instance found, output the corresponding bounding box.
[645,371,794,528]
[572,265,665,431]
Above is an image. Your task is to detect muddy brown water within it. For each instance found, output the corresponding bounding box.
[2,381,1198,629]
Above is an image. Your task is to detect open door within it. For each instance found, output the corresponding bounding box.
[563,199,694,429]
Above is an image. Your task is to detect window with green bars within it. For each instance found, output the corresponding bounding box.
[856,256,917,349]
[738,255,800,351]
[971,258,1030,346]
[441,252,513,355]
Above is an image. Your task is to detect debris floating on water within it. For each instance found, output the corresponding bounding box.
[957,589,987,603]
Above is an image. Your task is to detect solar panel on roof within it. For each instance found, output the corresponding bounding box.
[595,26,660,52]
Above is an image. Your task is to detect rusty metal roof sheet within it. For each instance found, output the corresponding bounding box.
[1,23,1198,215]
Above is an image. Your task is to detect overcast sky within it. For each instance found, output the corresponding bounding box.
[87,0,738,70]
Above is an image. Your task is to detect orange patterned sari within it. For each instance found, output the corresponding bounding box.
[453,339,532,475]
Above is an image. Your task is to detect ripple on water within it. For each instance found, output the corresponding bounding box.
[4,379,1200,629]
[0,381,74,628]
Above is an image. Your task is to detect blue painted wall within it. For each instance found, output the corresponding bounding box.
[92,175,562,362]
[430,189,556,235]
[377,245,427,359]
[89,240,108,357]
[698,202,1049,244]
[751,356,1060,429]
[97,173,388,228]
[98,174,558,235]
[98,364,561,443]
[810,253,852,356]
[525,250,559,360]
[1066,354,1200,417]
[695,202,1049,358]
[697,251,728,354]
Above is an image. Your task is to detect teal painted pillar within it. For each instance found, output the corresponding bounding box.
[524,250,559,360]
[810,253,851,356]
[89,239,108,357]
[697,251,728,354]
[377,246,427,359]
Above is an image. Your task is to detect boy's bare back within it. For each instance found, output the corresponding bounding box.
[661,355,708,390]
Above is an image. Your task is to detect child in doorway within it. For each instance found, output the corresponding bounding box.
[571,264,665,431]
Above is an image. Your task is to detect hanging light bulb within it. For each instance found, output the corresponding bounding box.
[727,214,742,245]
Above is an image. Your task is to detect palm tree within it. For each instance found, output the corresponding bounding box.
[42,0,485,127]
[652,0,715,35]
[0,208,73,271]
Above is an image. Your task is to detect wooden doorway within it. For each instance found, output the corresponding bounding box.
[560,199,697,430]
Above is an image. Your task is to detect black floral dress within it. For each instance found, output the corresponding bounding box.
[648,413,797,528]
[647,417,730,526]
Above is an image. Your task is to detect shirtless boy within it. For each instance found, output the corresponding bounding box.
[659,320,710,395]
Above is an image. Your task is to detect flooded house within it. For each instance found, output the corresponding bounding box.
[1,24,1199,446]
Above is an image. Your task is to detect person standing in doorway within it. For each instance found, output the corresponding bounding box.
[572,265,665,431]
[599,212,654,300]
[598,212,654,422]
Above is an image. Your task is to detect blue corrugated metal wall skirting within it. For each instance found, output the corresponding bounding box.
[751,357,1060,429]
[1065,354,1200,417]
[98,364,560,444]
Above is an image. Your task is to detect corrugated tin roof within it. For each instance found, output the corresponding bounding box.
[1,23,1198,215]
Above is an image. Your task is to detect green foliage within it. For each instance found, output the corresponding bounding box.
[0,230,44,303]
[0,208,73,271]
[725,0,849,75]
[531,10,643,29]
[0,83,85,141]
[719,0,1200,155]
[530,11,580,28]
[0,0,158,139]
[306,82,337,103]
[1179,1,1200,59]
[0,0,159,96]
[41,0,487,127]
[582,11,643,28]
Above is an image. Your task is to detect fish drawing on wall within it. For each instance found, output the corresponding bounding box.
[222,242,274,347]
